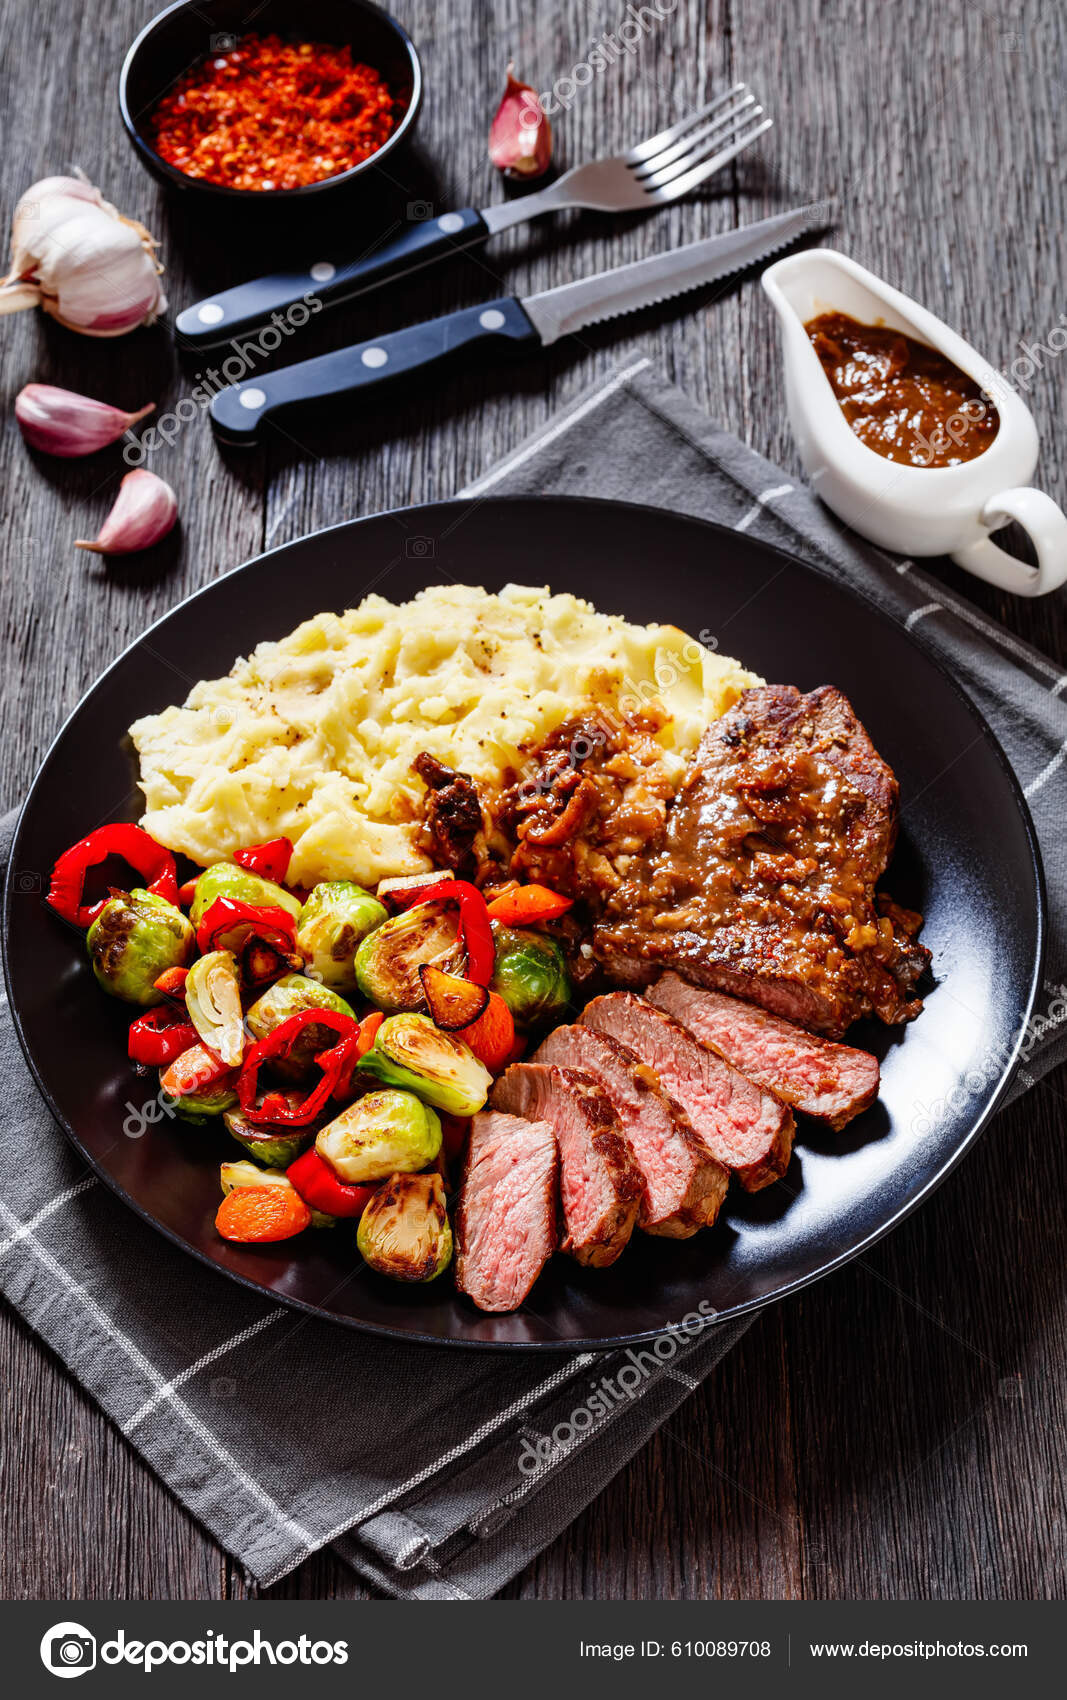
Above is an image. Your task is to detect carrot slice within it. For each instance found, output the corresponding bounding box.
[355,1010,384,1056]
[486,883,573,924]
[215,1185,311,1243]
[457,991,516,1073]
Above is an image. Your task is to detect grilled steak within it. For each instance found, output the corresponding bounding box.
[455,1111,558,1313]
[491,1063,641,1266]
[648,972,879,1132]
[594,685,930,1037]
[581,992,794,1191]
[534,1024,728,1236]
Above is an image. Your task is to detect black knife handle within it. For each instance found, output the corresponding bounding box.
[175,209,490,351]
[209,296,539,445]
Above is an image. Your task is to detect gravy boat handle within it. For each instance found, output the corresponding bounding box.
[951,488,1067,597]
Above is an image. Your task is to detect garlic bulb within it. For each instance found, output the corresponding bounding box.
[75,470,177,555]
[0,174,167,337]
[16,384,154,457]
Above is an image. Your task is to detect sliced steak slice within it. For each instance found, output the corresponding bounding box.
[491,1063,641,1267]
[581,992,794,1192]
[455,1111,558,1313]
[648,972,879,1133]
[533,1025,728,1237]
[594,685,930,1037]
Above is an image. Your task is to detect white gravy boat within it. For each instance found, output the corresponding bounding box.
[761,249,1067,596]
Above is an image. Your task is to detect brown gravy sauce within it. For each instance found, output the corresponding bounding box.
[805,310,999,468]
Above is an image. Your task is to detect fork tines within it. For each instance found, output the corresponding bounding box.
[627,84,772,202]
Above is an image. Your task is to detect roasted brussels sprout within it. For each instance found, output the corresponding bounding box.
[315,1088,441,1183]
[245,973,355,1079]
[185,949,245,1067]
[356,1173,453,1282]
[220,1160,334,1228]
[220,1158,288,1194]
[296,881,388,991]
[490,925,572,1027]
[86,888,194,1005]
[190,861,301,928]
[166,1075,238,1120]
[356,1013,492,1115]
[354,900,465,1014]
[223,1105,313,1170]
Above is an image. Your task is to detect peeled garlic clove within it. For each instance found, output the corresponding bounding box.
[489,63,552,180]
[0,173,167,337]
[75,470,177,556]
[16,384,154,458]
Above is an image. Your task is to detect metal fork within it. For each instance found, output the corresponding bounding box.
[176,85,773,350]
[484,82,773,231]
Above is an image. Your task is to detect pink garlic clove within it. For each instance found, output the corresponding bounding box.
[489,64,552,180]
[16,384,154,457]
[74,470,177,556]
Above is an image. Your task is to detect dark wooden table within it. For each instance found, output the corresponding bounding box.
[3,0,1065,1600]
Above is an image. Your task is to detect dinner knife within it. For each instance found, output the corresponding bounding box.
[209,205,828,446]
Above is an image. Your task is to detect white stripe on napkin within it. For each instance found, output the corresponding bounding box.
[458,358,652,497]
[0,1192,320,1555]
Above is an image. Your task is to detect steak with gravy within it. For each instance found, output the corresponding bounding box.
[413,752,486,879]
[491,1063,641,1267]
[648,972,879,1132]
[455,1111,558,1312]
[594,685,929,1036]
[534,1025,729,1236]
[581,992,795,1191]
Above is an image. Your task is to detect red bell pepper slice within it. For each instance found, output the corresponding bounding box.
[153,965,188,997]
[195,896,303,986]
[177,875,200,908]
[234,837,294,884]
[287,1148,375,1219]
[128,1005,199,1067]
[392,879,495,986]
[46,823,178,928]
[235,1010,358,1127]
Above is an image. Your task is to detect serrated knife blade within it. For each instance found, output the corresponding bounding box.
[520,204,831,345]
[209,203,833,445]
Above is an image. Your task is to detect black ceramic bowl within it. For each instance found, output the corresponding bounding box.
[119,0,422,203]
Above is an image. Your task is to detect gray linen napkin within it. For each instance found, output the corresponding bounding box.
[2,359,1065,1600]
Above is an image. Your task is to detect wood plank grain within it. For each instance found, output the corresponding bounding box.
[1,0,1065,1602]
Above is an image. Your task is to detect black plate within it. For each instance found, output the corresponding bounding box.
[3,498,1045,1350]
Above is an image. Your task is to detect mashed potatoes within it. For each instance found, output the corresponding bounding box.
[130,583,758,888]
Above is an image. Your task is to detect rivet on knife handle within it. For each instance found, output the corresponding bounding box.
[176,210,490,352]
[209,297,539,446]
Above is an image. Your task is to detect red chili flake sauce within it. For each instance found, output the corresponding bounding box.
[148,33,405,191]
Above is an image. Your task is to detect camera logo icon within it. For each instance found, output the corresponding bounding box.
[405,536,435,559]
[40,1622,96,1679]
